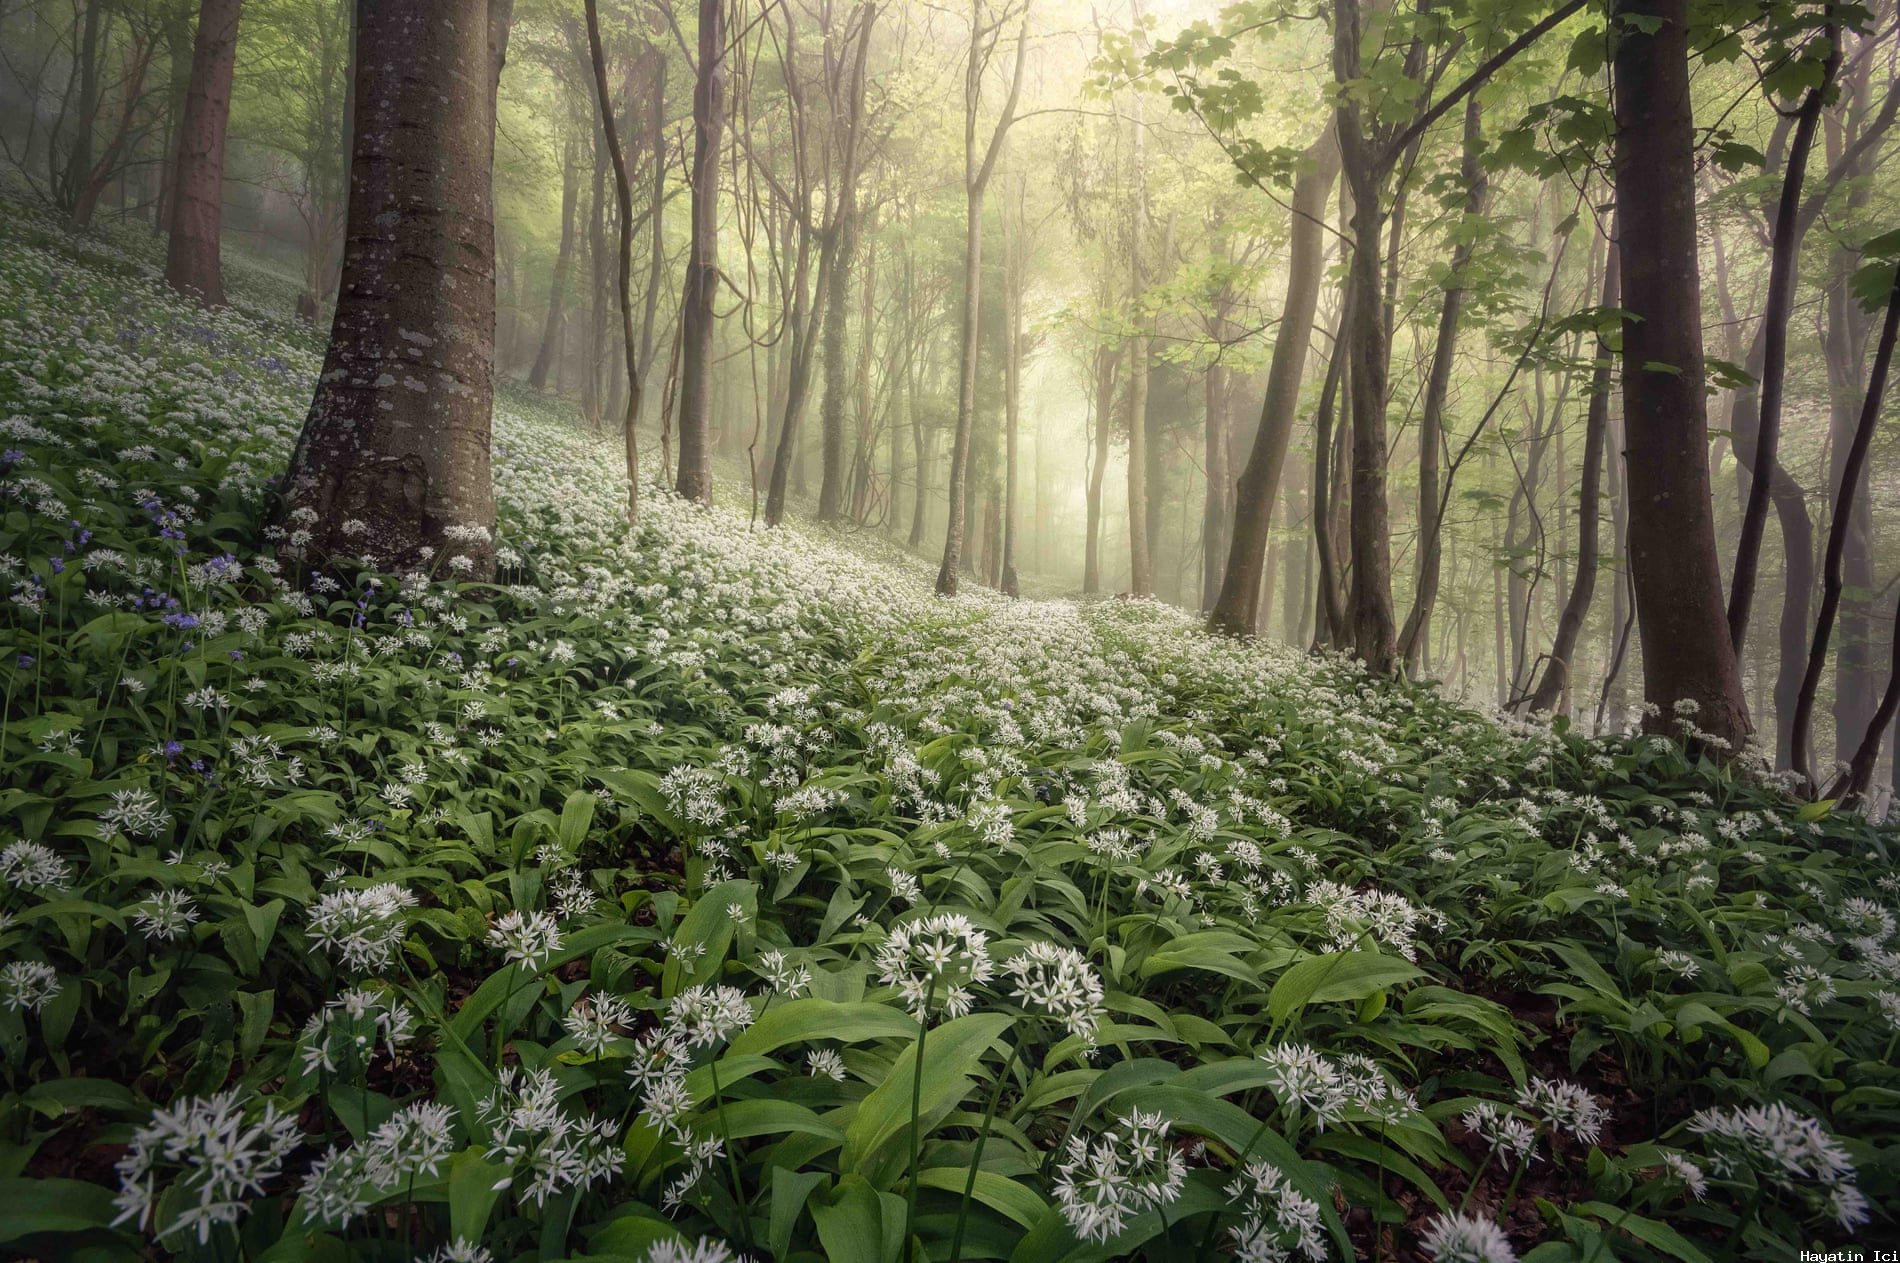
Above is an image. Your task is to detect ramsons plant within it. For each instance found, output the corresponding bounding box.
[0,196,1892,1262]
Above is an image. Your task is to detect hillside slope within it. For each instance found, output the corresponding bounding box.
[0,205,1894,1261]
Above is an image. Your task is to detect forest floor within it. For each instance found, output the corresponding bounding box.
[0,197,1895,1262]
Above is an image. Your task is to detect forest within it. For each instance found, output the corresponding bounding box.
[0,0,1897,1257]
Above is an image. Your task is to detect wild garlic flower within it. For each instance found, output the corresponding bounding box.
[1419,1211,1518,1263]
[99,787,171,839]
[1257,1043,1346,1130]
[807,1048,847,1081]
[755,949,811,997]
[300,1101,457,1226]
[1002,941,1105,1046]
[298,987,416,1076]
[112,1090,302,1244]
[423,1238,495,1263]
[887,867,922,904]
[1516,1077,1606,1146]
[874,912,994,1021]
[480,1066,621,1207]
[1462,1102,1537,1163]
[564,993,635,1056]
[307,883,418,972]
[667,984,755,1049]
[1659,1152,1708,1200]
[1688,1102,1868,1229]
[1051,1109,1186,1244]
[489,909,563,970]
[0,839,72,891]
[0,959,62,1012]
[1225,1159,1326,1263]
[132,888,200,942]
[639,1242,742,1263]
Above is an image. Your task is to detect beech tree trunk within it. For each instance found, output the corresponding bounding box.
[279,0,504,578]
[1083,345,1117,594]
[1207,125,1339,634]
[1610,0,1750,747]
[1398,99,1484,670]
[529,137,578,391]
[1795,259,1900,786]
[1125,331,1153,597]
[584,0,645,523]
[1529,242,1618,712]
[675,0,725,503]
[165,0,242,305]
[935,3,1026,596]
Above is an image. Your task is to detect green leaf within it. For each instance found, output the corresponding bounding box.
[727,998,919,1058]
[1570,1201,1712,1263]
[841,1013,1012,1175]
[810,1173,893,1263]
[1268,951,1423,1022]
[0,1176,118,1242]
[914,1167,1050,1228]
[449,1147,509,1242]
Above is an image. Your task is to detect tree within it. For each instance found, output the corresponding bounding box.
[1207,126,1339,635]
[675,0,726,503]
[278,0,511,578]
[1610,0,1750,747]
[584,0,647,522]
[935,0,1028,597]
[165,0,241,305]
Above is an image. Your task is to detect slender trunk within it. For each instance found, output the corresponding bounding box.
[1125,333,1153,596]
[585,0,646,522]
[1529,241,1619,711]
[1201,335,1230,612]
[1208,125,1340,634]
[165,0,242,305]
[1611,0,1751,747]
[1083,346,1117,593]
[1794,258,1900,785]
[529,137,579,391]
[1398,98,1484,669]
[1728,21,1838,652]
[1001,193,1025,595]
[675,0,725,503]
[280,0,502,578]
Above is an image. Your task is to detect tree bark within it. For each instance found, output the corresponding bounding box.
[1398,98,1485,670]
[1333,0,1398,672]
[1083,344,1118,593]
[584,0,646,523]
[1727,22,1837,653]
[280,0,502,578]
[1611,0,1751,748]
[936,3,1028,597]
[1794,258,1900,786]
[1207,125,1340,635]
[165,0,242,305]
[675,0,725,503]
[1528,239,1618,712]
[529,136,579,391]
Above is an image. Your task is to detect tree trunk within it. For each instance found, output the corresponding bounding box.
[1200,336,1230,612]
[280,0,502,578]
[1083,345,1117,593]
[529,136,579,391]
[1611,0,1751,748]
[1000,190,1025,596]
[165,0,242,305]
[1125,333,1153,596]
[1398,98,1484,670]
[935,3,1026,596]
[1529,240,1619,711]
[1727,24,1837,653]
[675,0,725,503]
[1795,258,1900,786]
[584,0,645,523]
[1207,125,1340,634]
